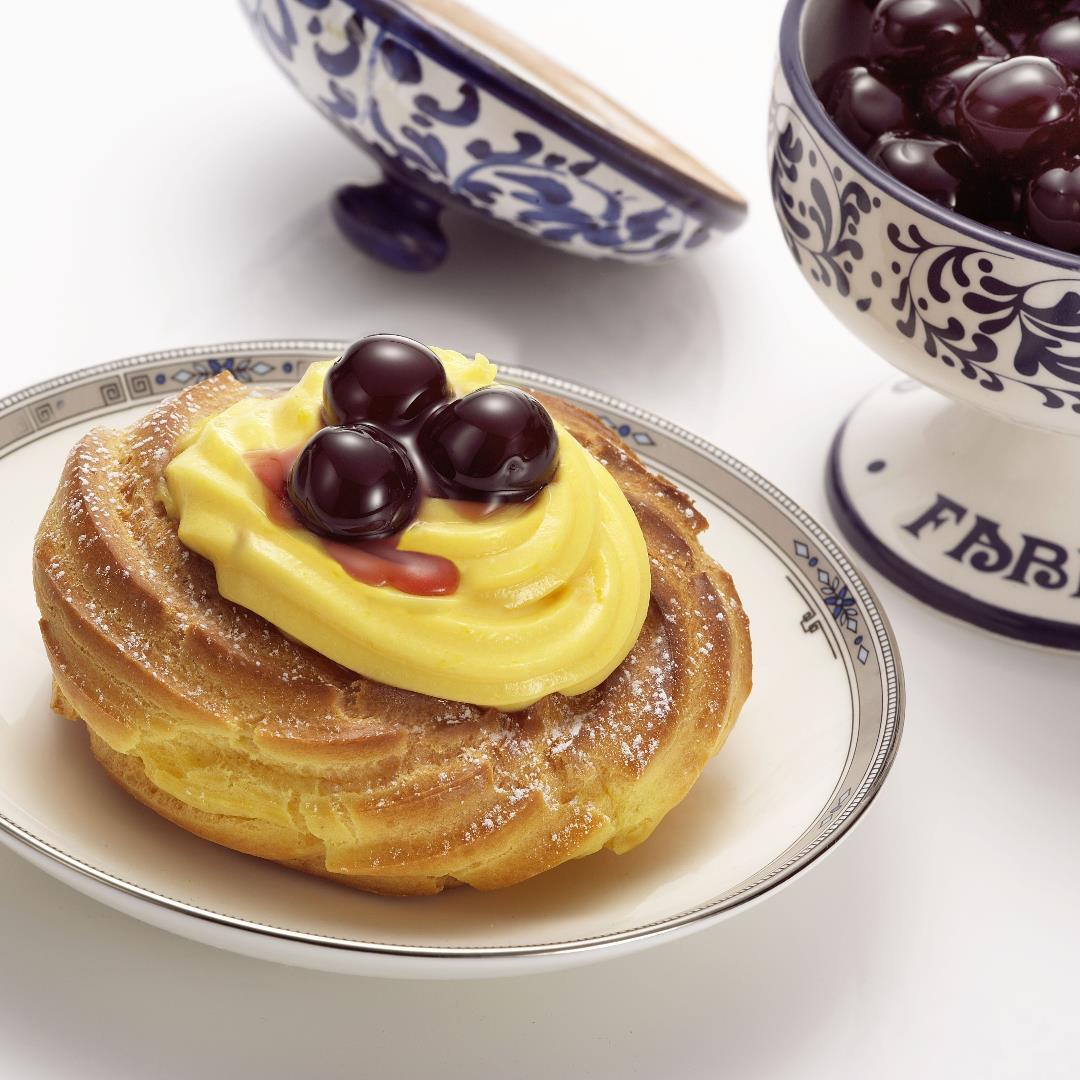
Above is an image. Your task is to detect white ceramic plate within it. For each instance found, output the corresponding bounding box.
[0,341,903,978]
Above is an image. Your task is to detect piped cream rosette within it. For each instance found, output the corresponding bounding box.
[164,351,651,709]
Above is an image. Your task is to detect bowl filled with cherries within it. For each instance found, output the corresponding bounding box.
[770,0,1080,650]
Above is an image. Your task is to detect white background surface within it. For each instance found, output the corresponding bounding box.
[0,2,1076,1077]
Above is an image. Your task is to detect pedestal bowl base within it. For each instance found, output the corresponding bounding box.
[827,379,1080,651]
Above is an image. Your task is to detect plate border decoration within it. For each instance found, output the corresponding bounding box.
[0,341,904,961]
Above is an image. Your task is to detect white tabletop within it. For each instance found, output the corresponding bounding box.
[1,2,1076,1077]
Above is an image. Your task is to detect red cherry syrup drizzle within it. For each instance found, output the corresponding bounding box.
[244,447,460,597]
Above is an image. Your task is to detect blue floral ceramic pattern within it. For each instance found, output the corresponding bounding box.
[793,538,870,665]
[240,0,743,266]
[598,415,656,447]
[168,357,277,387]
[770,86,1080,432]
[818,786,853,830]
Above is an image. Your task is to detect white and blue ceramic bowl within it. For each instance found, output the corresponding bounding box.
[770,0,1080,651]
[240,0,746,270]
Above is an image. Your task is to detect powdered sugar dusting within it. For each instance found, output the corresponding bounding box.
[37,376,744,888]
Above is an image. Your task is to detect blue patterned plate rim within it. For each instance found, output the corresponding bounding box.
[359,0,747,230]
[780,0,1080,272]
[0,340,903,961]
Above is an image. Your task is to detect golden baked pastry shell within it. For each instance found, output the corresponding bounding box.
[34,375,751,895]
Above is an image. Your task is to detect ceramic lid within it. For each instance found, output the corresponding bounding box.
[401,0,747,217]
[243,0,747,268]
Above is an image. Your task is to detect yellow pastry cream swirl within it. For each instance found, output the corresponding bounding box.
[163,350,651,710]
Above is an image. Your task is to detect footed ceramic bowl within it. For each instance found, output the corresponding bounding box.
[770,0,1080,651]
[240,0,746,270]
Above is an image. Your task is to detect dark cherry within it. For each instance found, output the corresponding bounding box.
[868,0,979,76]
[1025,158,1080,249]
[1029,16,1080,74]
[866,132,979,210]
[287,424,420,540]
[417,387,559,502]
[922,56,1003,135]
[323,334,449,429]
[957,55,1080,170]
[819,64,914,150]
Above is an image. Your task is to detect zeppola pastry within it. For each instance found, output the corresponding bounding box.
[33,337,751,895]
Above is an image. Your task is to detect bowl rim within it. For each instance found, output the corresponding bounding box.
[778,0,1080,273]
[289,0,748,233]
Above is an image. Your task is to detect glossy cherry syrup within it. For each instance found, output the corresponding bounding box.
[245,446,459,597]
[246,446,302,527]
[321,537,460,596]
